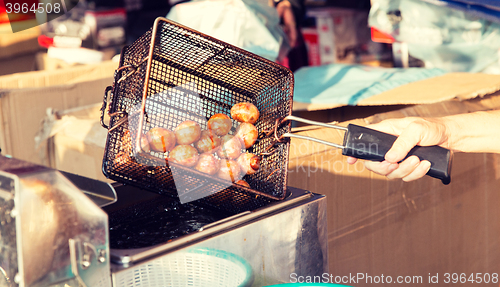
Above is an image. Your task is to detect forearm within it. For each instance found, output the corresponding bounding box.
[444,110,500,153]
[282,0,305,25]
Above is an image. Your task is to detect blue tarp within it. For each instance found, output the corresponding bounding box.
[422,0,500,23]
[428,0,500,8]
[293,64,447,105]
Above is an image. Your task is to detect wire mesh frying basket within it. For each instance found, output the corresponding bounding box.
[100,17,294,213]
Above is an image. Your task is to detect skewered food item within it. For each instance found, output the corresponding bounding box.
[147,127,176,152]
[237,152,261,175]
[231,102,260,124]
[194,153,220,175]
[169,145,199,167]
[174,120,202,145]
[217,159,242,182]
[235,122,258,149]
[217,135,242,159]
[195,130,221,154]
[235,179,250,188]
[208,113,232,136]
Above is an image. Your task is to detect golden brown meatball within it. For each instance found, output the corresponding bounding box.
[231,102,260,124]
[235,122,258,149]
[195,153,220,175]
[195,130,221,154]
[237,152,261,175]
[217,135,243,159]
[217,159,242,182]
[169,145,199,167]
[207,113,232,136]
[175,120,202,145]
[147,127,176,152]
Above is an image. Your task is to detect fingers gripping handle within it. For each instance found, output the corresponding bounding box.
[341,124,453,185]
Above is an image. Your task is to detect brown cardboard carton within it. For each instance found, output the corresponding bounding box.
[288,91,500,285]
[0,21,42,75]
[0,53,37,77]
[34,52,78,71]
[0,61,117,165]
[0,21,41,60]
[34,49,118,71]
[0,60,117,89]
[305,7,371,65]
[38,104,110,182]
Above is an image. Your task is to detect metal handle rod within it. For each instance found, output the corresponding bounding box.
[284,115,348,131]
[281,133,345,149]
[199,211,251,232]
[100,86,113,129]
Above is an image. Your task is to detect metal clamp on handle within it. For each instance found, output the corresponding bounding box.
[100,86,113,129]
[278,115,347,149]
[107,112,129,133]
[282,115,347,131]
[115,57,149,84]
[101,57,149,131]
[100,86,129,132]
[258,115,348,158]
[281,133,345,149]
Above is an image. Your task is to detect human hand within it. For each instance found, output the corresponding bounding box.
[276,0,298,48]
[347,117,451,182]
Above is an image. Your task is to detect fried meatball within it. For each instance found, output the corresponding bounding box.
[231,102,260,124]
[174,120,202,145]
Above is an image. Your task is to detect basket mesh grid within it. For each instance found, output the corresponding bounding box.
[102,18,293,213]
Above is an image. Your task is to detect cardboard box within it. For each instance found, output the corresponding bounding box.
[305,7,371,65]
[0,20,41,60]
[34,52,79,71]
[0,59,118,89]
[287,74,500,285]
[0,20,42,75]
[0,61,117,165]
[0,53,37,77]
[39,103,110,182]
[34,49,118,71]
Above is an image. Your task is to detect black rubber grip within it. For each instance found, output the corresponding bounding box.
[341,124,452,185]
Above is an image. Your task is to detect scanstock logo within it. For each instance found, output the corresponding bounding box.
[1,0,79,32]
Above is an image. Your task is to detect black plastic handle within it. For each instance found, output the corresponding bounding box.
[341,124,452,185]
